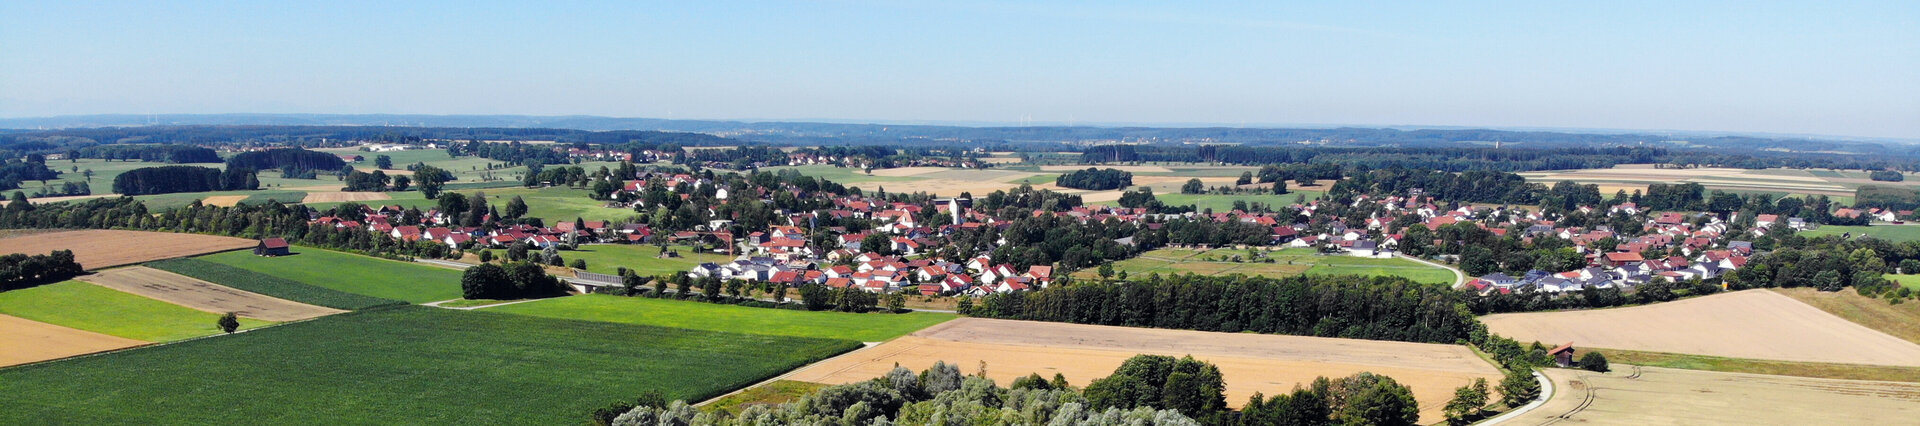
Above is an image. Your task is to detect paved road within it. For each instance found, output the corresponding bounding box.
[1475,370,1556,426]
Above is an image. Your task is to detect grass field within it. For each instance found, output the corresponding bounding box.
[701,380,825,413]
[1079,247,1455,285]
[476,187,639,223]
[1799,224,1920,242]
[561,244,734,276]
[1150,191,1325,211]
[195,247,463,303]
[1773,287,1920,345]
[0,281,269,341]
[1587,347,1920,383]
[0,306,862,424]
[146,258,405,310]
[486,294,957,342]
[760,165,925,184]
[1891,274,1920,291]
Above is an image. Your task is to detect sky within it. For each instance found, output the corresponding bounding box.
[1,1,1916,139]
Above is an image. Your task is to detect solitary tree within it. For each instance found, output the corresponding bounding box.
[1580,352,1610,372]
[217,312,240,333]
[375,155,393,170]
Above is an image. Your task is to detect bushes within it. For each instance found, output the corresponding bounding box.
[0,249,84,291]
[1497,369,1540,407]
[463,262,568,300]
[1580,352,1610,373]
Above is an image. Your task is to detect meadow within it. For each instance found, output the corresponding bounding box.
[0,306,862,424]
[146,258,405,310]
[560,244,734,276]
[1079,247,1455,285]
[1798,224,1920,242]
[195,247,464,303]
[1149,191,1325,212]
[0,281,270,342]
[485,294,957,342]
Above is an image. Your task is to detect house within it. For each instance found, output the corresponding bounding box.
[1549,342,1577,368]
[254,238,291,256]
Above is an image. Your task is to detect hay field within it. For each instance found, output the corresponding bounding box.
[866,166,950,177]
[78,267,345,321]
[302,191,393,203]
[0,230,253,270]
[784,318,1501,423]
[1506,366,1920,425]
[1517,165,1866,197]
[199,195,248,207]
[1480,290,1920,367]
[0,314,145,367]
[1040,165,1173,173]
[1079,248,1456,285]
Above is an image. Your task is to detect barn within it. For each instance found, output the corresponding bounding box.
[1550,342,1577,368]
[254,238,291,256]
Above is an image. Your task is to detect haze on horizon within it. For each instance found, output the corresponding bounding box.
[1,1,1915,140]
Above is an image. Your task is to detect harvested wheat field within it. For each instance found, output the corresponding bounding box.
[1505,366,1920,425]
[1481,290,1920,367]
[866,167,950,177]
[1040,165,1173,173]
[77,267,344,321]
[785,318,1500,423]
[0,314,146,367]
[302,191,392,203]
[199,195,249,207]
[0,230,253,270]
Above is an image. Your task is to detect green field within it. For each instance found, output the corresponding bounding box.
[145,258,405,310]
[476,187,639,223]
[195,247,463,303]
[1080,247,1455,285]
[760,165,925,184]
[1888,274,1920,291]
[1799,225,1920,242]
[0,281,269,341]
[1148,191,1325,211]
[0,306,861,424]
[562,244,734,276]
[487,294,957,342]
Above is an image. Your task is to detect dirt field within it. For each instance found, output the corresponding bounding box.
[0,314,146,367]
[200,195,249,207]
[784,318,1500,423]
[1480,290,1920,367]
[0,230,254,270]
[1041,165,1173,173]
[1506,366,1920,425]
[301,191,393,203]
[77,267,344,321]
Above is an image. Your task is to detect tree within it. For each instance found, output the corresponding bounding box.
[461,263,513,299]
[1341,377,1419,426]
[217,312,240,333]
[1443,378,1489,425]
[1498,369,1540,407]
[1236,171,1253,186]
[1295,176,1317,187]
[1181,179,1204,194]
[506,196,529,219]
[375,155,393,169]
[413,165,453,199]
[570,258,587,270]
[478,250,494,263]
[391,175,411,191]
[1098,263,1115,279]
[1813,269,1843,292]
[862,233,892,255]
[1272,180,1288,195]
[885,291,907,312]
[1579,352,1610,373]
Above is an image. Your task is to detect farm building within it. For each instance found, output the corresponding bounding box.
[254,238,291,256]
[1550,342,1577,368]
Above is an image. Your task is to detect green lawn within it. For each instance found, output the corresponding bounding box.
[145,258,405,310]
[562,244,734,276]
[0,281,270,341]
[1799,225,1920,242]
[0,306,861,424]
[1888,274,1920,291]
[194,247,463,303]
[1082,247,1455,285]
[1150,191,1325,211]
[486,294,957,342]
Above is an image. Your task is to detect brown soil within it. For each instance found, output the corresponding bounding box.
[0,230,254,270]
[0,314,146,367]
[1480,290,1920,367]
[1506,366,1920,425]
[302,191,393,203]
[784,318,1501,423]
[77,266,344,321]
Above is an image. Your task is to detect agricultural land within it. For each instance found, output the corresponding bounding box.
[1506,366,1920,425]
[193,247,464,303]
[1479,290,1920,367]
[1075,247,1456,285]
[0,230,253,270]
[75,266,343,321]
[0,280,270,343]
[483,294,957,342]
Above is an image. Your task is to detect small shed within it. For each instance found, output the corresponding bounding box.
[1549,342,1577,368]
[254,238,291,256]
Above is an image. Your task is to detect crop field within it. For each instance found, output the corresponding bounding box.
[1773,287,1920,345]
[1515,164,1899,198]
[558,244,734,276]
[76,266,344,321]
[485,294,957,342]
[1506,366,1920,425]
[194,247,464,303]
[1077,247,1455,285]
[784,318,1501,424]
[0,280,270,342]
[1480,290,1920,366]
[0,314,145,367]
[301,191,392,203]
[0,230,254,270]
[1798,224,1920,242]
[145,258,404,310]
[0,306,863,424]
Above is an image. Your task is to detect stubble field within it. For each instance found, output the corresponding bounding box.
[1505,366,1920,425]
[783,318,1501,424]
[0,313,145,368]
[0,230,254,270]
[77,266,344,321]
[1479,290,1920,367]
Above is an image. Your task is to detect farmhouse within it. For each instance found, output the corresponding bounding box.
[254,238,291,256]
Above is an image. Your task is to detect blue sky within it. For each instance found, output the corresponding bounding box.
[2,1,1915,139]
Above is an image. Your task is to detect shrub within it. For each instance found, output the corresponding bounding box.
[217,312,240,333]
[1579,352,1610,373]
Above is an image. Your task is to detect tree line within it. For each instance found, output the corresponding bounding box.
[111,166,259,195]
[0,249,83,291]
[1055,167,1134,190]
[72,145,221,163]
[225,148,346,173]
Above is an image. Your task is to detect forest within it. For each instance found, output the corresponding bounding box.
[225,148,347,173]
[111,166,259,195]
[72,144,222,163]
[0,160,62,191]
[1054,167,1134,190]
[967,274,1477,344]
[1081,144,1920,172]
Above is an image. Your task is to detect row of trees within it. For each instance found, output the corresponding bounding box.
[1870,170,1905,182]
[342,170,409,192]
[0,249,83,291]
[73,144,222,163]
[111,166,259,195]
[1055,167,1134,190]
[967,274,1477,344]
[0,160,62,191]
